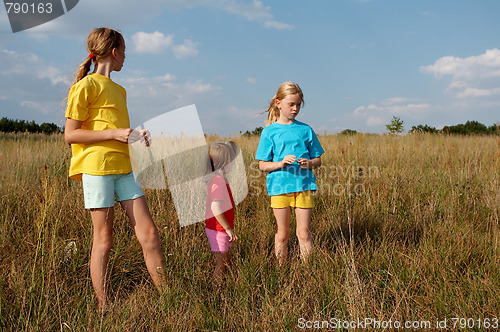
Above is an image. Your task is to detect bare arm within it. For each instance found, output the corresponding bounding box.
[297,156,322,170]
[258,155,297,172]
[211,200,238,242]
[64,118,135,145]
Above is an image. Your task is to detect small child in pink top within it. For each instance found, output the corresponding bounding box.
[205,141,239,280]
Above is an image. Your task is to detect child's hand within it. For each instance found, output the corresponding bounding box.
[139,129,151,147]
[225,228,238,242]
[281,155,297,168]
[127,129,151,146]
[298,156,321,169]
[297,158,310,169]
[113,128,134,143]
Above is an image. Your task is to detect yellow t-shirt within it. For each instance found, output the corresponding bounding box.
[65,73,132,181]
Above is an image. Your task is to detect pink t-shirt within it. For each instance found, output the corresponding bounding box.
[205,175,235,231]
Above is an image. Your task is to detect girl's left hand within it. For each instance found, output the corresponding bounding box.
[297,158,310,169]
[225,229,239,242]
[139,129,151,147]
[128,129,151,146]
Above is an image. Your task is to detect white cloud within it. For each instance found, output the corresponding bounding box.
[456,87,500,98]
[367,116,384,127]
[121,73,221,123]
[0,49,70,86]
[420,49,500,99]
[380,97,414,106]
[0,49,70,124]
[420,49,500,79]
[22,0,290,38]
[131,31,174,54]
[217,0,293,30]
[131,31,199,58]
[171,39,199,59]
[20,100,51,114]
[246,77,256,84]
[352,97,432,127]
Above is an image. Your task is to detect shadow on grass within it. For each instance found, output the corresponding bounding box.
[317,212,424,250]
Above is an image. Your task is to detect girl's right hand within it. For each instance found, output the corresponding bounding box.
[112,128,134,143]
[281,155,297,168]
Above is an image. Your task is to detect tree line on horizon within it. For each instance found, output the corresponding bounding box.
[243,120,500,137]
[2,116,498,137]
[0,117,61,135]
[411,121,500,135]
[342,119,500,136]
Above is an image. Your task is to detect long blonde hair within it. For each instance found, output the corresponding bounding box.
[266,81,304,126]
[73,27,124,85]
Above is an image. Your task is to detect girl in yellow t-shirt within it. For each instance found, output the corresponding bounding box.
[64,27,166,312]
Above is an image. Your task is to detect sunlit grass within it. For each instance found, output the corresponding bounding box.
[0,132,499,330]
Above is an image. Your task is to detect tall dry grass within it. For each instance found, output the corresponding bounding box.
[0,132,499,331]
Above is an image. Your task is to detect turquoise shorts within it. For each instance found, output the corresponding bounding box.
[82,172,144,209]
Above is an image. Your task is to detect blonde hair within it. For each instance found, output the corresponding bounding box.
[266,81,304,126]
[208,141,240,172]
[73,27,124,84]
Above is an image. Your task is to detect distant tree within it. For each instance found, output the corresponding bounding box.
[340,129,357,135]
[442,120,488,135]
[410,124,438,134]
[27,120,40,133]
[488,122,500,135]
[0,117,13,132]
[464,120,488,134]
[13,119,27,132]
[385,116,404,134]
[442,124,464,135]
[0,117,61,134]
[40,123,60,134]
[243,126,263,137]
[253,126,263,136]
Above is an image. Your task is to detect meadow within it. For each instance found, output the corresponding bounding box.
[0,132,499,331]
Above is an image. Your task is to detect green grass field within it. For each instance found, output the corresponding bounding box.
[1,132,499,331]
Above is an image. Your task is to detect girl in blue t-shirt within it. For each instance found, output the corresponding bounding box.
[255,82,324,264]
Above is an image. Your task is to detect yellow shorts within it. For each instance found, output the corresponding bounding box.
[270,191,315,209]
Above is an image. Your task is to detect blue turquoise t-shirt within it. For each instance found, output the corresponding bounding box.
[255,120,325,196]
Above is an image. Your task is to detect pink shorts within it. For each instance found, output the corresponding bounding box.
[205,228,232,253]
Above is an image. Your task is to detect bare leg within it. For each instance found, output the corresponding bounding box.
[213,252,232,282]
[120,196,167,291]
[295,208,313,262]
[273,207,291,265]
[89,207,114,312]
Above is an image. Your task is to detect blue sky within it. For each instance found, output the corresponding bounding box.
[1,0,499,135]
